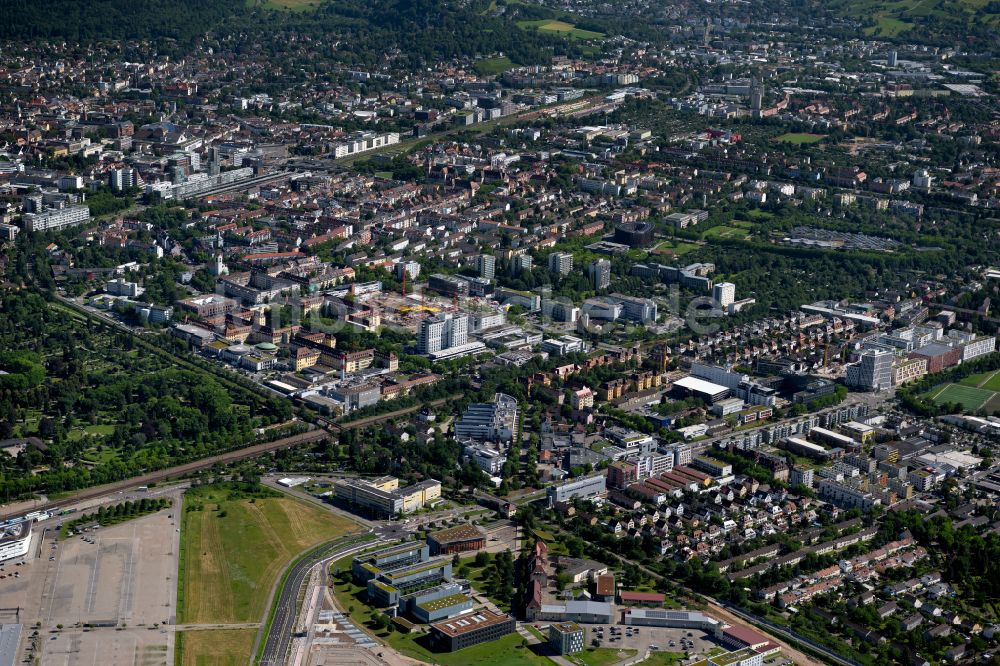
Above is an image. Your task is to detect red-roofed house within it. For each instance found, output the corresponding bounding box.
[721,624,771,651]
[618,591,665,607]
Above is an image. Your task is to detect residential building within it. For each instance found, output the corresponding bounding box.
[549,252,574,275]
[474,254,496,280]
[418,312,469,355]
[588,259,611,290]
[892,357,927,386]
[713,282,736,308]
[22,204,90,232]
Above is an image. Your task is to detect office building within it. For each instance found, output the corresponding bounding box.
[612,294,657,323]
[845,349,894,391]
[352,542,430,582]
[474,254,496,279]
[549,622,585,655]
[549,252,574,275]
[430,610,516,652]
[418,312,469,355]
[427,273,469,297]
[548,474,607,506]
[335,476,441,517]
[588,259,611,290]
[406,586,474,623]
[713,282,736,308]
[454,393,519,442]
[367,557,453,606]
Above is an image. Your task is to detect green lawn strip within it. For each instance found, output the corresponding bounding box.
[569,647,638,666]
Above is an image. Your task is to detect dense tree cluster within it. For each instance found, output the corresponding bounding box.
[0,291,286,501]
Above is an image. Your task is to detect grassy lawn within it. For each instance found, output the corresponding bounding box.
[702,226,749,240]
[924,383,997,411]
[776,133,826,145]
[866,16,915,36]
[643,652,685,665]
[960,369,1000,391]
[652,240,700,256]
[390,629,552,666]
[516,19,604,39]
[569,647,638,666]
[474,56,515,76]
[177,484,359,625]
[175,629,256,666]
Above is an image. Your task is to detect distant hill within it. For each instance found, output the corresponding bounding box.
[0,0,247,43]
[0,0,562,67]
[824,0,1000,41]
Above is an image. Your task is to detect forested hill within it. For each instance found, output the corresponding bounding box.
[248,0,560,68]
[0,0,561,67]
[0,0,247,43]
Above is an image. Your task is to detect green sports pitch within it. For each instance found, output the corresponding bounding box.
[926,383,997,411]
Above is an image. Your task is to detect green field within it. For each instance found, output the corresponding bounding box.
[177,484,359,625]
[866,16,914,35]
[776,133,826,145]
[834,0,999,34]
[516,19,604,39]
[652,240,700,256]
[175,629,257,666]
[925,383,997,411]
[474,56,515,76]
[640,652,686,666]
[960,369,1000,392]
[569,647,638,666]
[702,226,749,240]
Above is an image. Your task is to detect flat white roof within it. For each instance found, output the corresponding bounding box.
[674,376,729,396]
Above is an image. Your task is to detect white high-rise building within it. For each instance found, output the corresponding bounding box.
[548,252,574,275]
[474,254,496,280]
[588,259,611,290]
[713,282,736,308]
[912,169,933,190]
[846,349,894,392]
[417,312,469,355]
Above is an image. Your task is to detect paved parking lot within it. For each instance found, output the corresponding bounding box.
[45,505,179,628]
[6,498,183,664]
[574,624,719,660]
